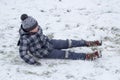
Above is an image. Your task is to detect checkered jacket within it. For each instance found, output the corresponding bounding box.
[18,26,53,65]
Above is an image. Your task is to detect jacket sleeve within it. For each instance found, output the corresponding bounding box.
[19,39,38,65]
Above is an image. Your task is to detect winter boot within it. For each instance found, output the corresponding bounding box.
[86,40,102,47]
[85,51,102,60]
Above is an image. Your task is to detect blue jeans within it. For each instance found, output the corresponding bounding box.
[44,39,87,60]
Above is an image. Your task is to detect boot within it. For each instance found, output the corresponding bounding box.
[85,51,102,60]
[86,40,102,47]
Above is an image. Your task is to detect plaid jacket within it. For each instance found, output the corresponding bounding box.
[18,26,53,65]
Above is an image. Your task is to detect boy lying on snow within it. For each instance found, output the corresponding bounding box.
[18,14,102,65]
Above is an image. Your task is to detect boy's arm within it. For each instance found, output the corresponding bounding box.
[19,39,41,65]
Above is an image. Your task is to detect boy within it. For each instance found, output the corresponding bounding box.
[18,14,102,65]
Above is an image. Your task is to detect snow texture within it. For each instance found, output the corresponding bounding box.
[0,0,120,80]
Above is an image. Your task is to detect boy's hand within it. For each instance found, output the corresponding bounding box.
[35,61,41,66]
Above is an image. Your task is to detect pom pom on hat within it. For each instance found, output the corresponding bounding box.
[21,14,28,21]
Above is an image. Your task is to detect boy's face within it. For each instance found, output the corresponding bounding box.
[30,26,39,33]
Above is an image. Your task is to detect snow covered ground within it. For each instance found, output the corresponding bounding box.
[0,0,120,80]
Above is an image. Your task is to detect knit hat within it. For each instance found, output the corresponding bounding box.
[20,14,38,32]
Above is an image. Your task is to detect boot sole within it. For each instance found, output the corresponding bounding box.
[97,50,102,58]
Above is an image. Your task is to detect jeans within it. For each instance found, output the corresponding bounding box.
[44,39,87,60]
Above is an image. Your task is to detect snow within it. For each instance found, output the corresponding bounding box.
[0,0,120,80]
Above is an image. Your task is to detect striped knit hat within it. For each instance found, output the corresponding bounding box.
[20,14,38,32]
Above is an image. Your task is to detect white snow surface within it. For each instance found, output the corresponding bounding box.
[0,0,120,80]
